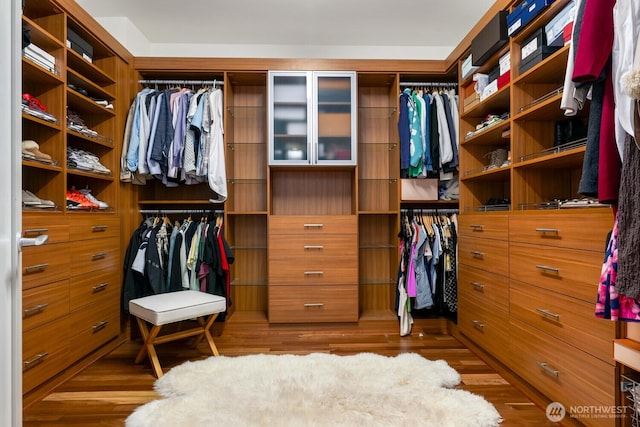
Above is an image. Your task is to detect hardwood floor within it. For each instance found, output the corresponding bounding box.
[23,312,558,426]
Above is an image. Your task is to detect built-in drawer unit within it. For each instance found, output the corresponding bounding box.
[268,284,358,323]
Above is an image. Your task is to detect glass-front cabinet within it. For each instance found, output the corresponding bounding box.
[268,71,356,165]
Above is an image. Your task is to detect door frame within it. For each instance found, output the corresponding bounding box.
[1,0,23,425]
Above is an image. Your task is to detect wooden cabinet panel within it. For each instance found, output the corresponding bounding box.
[269,263,358,285]
[510,280,615,364]
[68,302,119,364]
[68,216,120,241]
[269,215,357,235]
[69,269,119,311]
[509,319,616,427]
[509,242,602,303]
[457,236,509,276]
[22,242,70,290]
[458,265,509,313]
[268,285,358,323]
[458,293,509,364]
[22,216,69,244]
[457,213,508,240]
[22,279,69,332]
[509,210,612,251]
[23,317,69,394]
[69,236,120,277]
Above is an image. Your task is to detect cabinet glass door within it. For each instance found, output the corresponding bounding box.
[313,72,356,165]
[269,72,311,164]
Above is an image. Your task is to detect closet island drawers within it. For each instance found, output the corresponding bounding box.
[68,302,120,363]
[268,215,358,323]
[509,319,616,427]
[457,213,508,240]
[22,280,70,331]
[23,317,70,394]
[22,243,71,290]
[458,236,508,277]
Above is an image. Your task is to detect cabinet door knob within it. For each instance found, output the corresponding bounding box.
[303,245,324,250]
[471,320,485,330]
[92,252,107,260]
[535,228,559,234]
[470,251,484,258]
[92,320,109,332]
[92,225,108,232]
[303,303,324,308]
[469,224,484,231]
[303,271,324,276]
[303,223,324,228]
[470,282,485,291]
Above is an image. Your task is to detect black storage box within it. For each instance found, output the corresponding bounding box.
[471,11,508,66]
[67,28,93,61]
[488,65,500,83]
[519,28,560,74]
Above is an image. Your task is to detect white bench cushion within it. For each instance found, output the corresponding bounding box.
[129,290,226,326]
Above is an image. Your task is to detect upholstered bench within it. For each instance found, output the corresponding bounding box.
[129,290,226,377]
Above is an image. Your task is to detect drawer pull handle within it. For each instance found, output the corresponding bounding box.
[535,228,559,234]
[469,224,484,231]
[92,225,108,232]
[303,245,324,250]
[470,282,485,291]
[303,303,324,308]
[93,320,109,332]
[92,283,109,293]
[536,308,560,320]
[536,265,559,274]
[536,361,559,377]
[92,252,107,260]
[470,251,484,258]
[471,320,484,330]
[24,228,49,235]
[23,303,49,317]
[25,263,48,273]
[303,223,324,228]
[24,352,48,369]
[304,271,324,276]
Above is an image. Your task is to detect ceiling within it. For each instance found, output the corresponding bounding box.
[75,0,496,59]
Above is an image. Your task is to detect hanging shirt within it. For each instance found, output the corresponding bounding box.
[208,88,228,202]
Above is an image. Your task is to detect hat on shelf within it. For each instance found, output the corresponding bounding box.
[22,140,52,163]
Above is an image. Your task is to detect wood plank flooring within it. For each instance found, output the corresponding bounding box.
[23,312,558,426]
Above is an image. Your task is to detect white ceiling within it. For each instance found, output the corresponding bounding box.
[75,0,496,59]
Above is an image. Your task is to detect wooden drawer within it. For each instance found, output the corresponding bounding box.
[509,210,612,251]
[458,265,508,313]
[457,236,508,276]
[23,316,70,394]
[510,280,615,364]
[269,234,357,255]
[509,319,616,427]
[23,279,69,332]
[509,242,602,303]
[268,284,358,323]
[69,236,120,277]
[458,293,509,364]
[457,213,508,240]
[22,242,70,290]
[269,215,357,236]
[69,216,120,241]
[22,216,69,244]
[68,302,120,364]
[70,269,120,311]
[269,260,358,285]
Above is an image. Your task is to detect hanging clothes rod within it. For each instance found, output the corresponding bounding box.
[399,82,457,87]
[139,209,225,215]
[138,79,224,86]
[401,208,459,214]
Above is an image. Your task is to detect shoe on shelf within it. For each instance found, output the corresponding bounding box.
[66,188,98,209]
[22,140,52,163]
[78,188,108,209]
[22,189,41,206]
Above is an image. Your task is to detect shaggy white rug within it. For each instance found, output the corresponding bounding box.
[126,352,502,427]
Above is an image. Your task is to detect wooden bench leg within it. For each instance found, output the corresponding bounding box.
[194,313,220,356]
[134,317,164,378]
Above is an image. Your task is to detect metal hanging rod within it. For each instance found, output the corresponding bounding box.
[401,208,459,214]
[138,79,224,86]
[399,82,457,87]
[139,209,224,214]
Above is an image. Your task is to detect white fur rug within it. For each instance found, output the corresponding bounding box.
[126,352,502,427]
